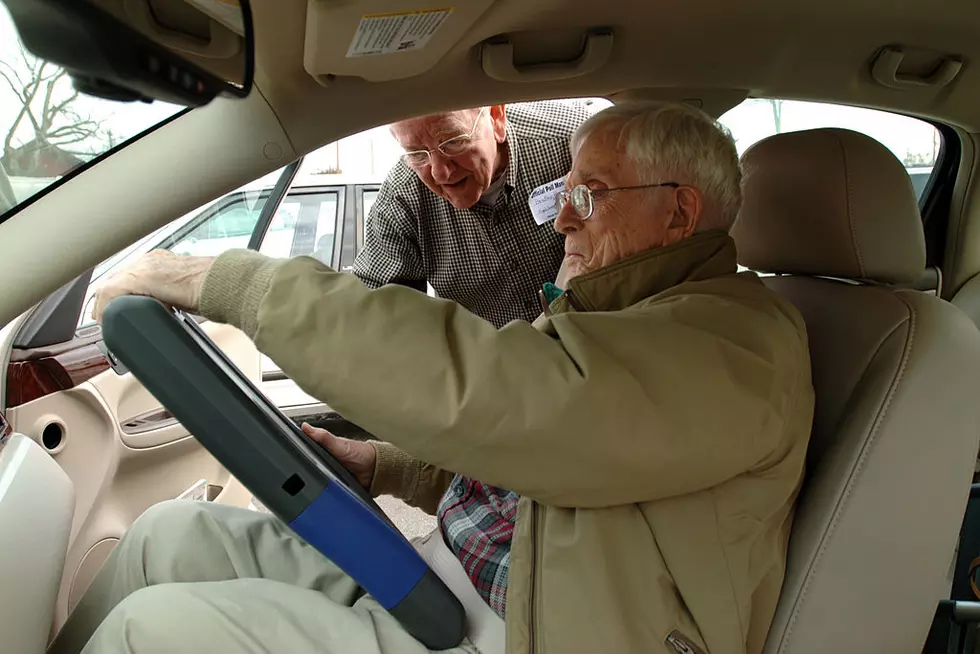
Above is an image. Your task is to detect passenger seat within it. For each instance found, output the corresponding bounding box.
[731,128,980,653]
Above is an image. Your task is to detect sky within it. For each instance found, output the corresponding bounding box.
[1,3,941,209]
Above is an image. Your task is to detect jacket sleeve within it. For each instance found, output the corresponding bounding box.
[349,178,426,293]
[370,441,455,515]
[201,251,810,508]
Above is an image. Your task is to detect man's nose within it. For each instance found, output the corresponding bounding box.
[428,151,455,183]
[553,201,582,235]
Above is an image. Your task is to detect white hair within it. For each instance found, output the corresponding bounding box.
[569,101,742,230]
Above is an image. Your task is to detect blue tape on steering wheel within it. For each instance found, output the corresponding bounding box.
[288,481,429,608]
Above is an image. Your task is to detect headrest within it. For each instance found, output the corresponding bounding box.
[731,128,925,284]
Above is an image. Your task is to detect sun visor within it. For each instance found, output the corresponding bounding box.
[303,0,495,84]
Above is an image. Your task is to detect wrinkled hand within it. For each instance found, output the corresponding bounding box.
[93,250,214,323]
[301,423,377,490]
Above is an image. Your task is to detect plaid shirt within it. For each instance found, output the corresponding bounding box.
[352,100,592,617]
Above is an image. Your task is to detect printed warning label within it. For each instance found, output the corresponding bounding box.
[346,8,454,57]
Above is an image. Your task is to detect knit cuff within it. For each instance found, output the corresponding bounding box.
[369,440,421,500]
[199,249,282,338]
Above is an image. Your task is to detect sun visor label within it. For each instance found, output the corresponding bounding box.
[346,8,454,57]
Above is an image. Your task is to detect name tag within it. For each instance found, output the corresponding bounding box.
[527,176,566,225]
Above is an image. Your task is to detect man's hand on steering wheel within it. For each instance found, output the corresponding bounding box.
[301,423,376,490]
[93,250,213,323]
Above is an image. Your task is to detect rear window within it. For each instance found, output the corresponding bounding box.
[719,99,942,201]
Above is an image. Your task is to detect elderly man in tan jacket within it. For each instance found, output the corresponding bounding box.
[54,101,813,654]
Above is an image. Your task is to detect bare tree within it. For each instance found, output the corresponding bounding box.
[0,42,109,174]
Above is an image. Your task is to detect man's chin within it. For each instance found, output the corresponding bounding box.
[441,180,479,209]
[560,256,588,284]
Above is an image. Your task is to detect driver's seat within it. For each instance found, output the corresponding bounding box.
[731,128,980,652]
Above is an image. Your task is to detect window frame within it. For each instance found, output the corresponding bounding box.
[919,120,961,273]
[350,183,381,268]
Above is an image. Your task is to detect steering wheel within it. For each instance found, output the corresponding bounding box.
[101,295,465,650]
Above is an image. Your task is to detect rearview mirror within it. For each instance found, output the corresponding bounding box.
[1,0,253,107]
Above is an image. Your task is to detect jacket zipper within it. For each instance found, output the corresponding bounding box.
[538,290,553,318]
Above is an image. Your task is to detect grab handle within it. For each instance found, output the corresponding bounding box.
[871,47,962,90]
[481,30,613,83]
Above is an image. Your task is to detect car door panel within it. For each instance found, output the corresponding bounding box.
[2,171,365,632]
[5,320,260,630]
[7,336,109,408]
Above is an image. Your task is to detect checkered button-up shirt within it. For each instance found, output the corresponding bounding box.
[351,100,593,327]
[351,100,593,617]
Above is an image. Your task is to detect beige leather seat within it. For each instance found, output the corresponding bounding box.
[731,128,980,653]
[0,432,74,654]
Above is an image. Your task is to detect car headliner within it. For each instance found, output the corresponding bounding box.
[1,0,978,326]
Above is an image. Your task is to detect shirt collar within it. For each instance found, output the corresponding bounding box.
[502,117,522,194]
[478,171,508,206]
[550,230,739,314]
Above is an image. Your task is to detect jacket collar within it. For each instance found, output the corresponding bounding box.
[555,230,738,314]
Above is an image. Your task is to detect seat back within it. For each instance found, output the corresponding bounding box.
[731,128,980,653]
[0,432,74,654]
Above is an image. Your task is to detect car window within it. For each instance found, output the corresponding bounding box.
[296,98,611,274]
[163,193,269,257]
[719,99,942,200]
[0,6,182,220]
[77,168,286,328]
[258,191,341,262]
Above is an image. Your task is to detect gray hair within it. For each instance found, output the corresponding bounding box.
[569,101,742,230]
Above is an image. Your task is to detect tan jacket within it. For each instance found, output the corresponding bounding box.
[200,230,814,654]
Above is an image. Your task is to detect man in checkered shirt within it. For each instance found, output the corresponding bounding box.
[349,101,595,618]
[352,100,594,327]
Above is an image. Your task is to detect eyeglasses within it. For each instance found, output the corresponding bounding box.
[555,182,681,219]
[400,107,488,168]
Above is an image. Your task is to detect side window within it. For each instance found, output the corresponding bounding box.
[286,123,397,272]
[258,191,342,262]
[719,99,942,200]
[163,195,268,257]
[77,168,286,328]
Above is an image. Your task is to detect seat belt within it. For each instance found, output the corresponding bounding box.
[952,485,980,602]
[923,483,980,653]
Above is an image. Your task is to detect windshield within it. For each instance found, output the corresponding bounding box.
[0,5,183,220]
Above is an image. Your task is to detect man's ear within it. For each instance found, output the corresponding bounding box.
[668,186,702,239]
[490,105,507,143]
